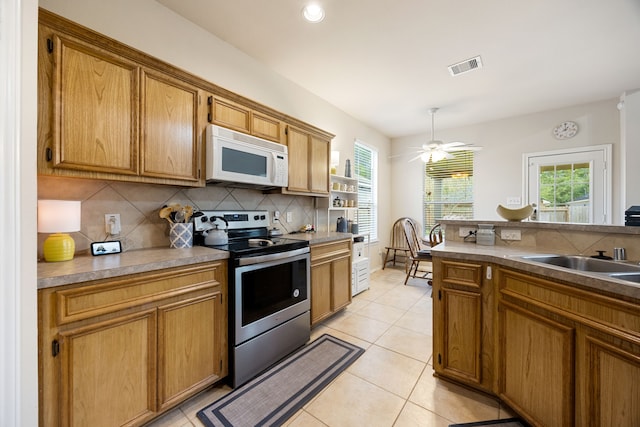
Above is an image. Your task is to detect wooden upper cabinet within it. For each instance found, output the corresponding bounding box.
[209,96,251,133]
[141,70,201,182]
[38,10,205,187]
[285,125,330,196]
[209,95,284,143]
[251,111,284,143]
[50,33,139,175]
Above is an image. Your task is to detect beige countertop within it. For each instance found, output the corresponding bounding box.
[37,246,229,289]
[431,242,640,301]
[284,231,353,245]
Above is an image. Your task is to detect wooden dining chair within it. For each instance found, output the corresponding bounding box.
[402,219,434,285]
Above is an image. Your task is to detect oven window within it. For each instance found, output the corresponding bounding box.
[241,258,308,326]
[221,147,267,177]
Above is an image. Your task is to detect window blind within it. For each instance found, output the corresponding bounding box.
[423,150,474,232]
[354,142,377,240]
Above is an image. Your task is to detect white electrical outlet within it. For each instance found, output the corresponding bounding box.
[286,211,293,223]
[274,211,280,221]
[105,214,121,235]
[459,227,477,237]
[506,197,521,205]
[500,229,521,240]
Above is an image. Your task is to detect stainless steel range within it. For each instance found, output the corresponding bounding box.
[193,210,310,387]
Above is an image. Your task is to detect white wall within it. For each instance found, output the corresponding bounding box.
[391,99,623,224]
[3,0,39,425]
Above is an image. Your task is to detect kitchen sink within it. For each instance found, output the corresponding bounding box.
[607,272,640,283]
[520,255,640,273]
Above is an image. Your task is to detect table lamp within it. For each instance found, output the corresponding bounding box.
[38,200,81,262]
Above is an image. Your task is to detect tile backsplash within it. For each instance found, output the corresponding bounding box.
[37,176,317,259]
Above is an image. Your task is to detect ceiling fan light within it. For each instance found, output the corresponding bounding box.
[302,4,325,22]
[431,150,448,162]
[420,152,431,162]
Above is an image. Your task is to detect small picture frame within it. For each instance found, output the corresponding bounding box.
[91,240,122,256]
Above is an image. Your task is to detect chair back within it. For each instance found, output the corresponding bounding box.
[389,217,412,250]
[401,219,422,258]
[429,223,443,247]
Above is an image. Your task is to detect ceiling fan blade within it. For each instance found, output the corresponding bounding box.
[446,145,483,152]
[441,141,465,149]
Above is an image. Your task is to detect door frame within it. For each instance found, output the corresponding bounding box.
[523,144,612,224]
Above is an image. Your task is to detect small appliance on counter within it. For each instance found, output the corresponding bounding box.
[476,224,495,245]
[625,206,640,226]
[336,217,348,233]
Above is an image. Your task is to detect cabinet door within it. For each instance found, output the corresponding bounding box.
[498,302,575,427]
[331,255,352,311]
[311,262,332,325]
[582,335,640,427]
[157,291,223,410]
[251,111,283,143]
[439,288,482,384]
[286,126,310,193]
[58,310,157,427]
[141,70,201,183]
[50,33,139,175]
[309,135,330,194]
[210,96,251,133]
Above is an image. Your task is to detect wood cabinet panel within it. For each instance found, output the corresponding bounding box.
[141,71,201,182]
[331,256,351,311]
[59,310,157,427]
[309,135,330,195]
[441,260,483,289]
[210,96,251,133]
[51,33,139,175]
[311,262,332,324]
[441,288,482,384]
[251,111,283,143]
[499,301,575,427]
[286,126,310,193]
[310,239,352,326]
[158,293,222,410]
[582,335,640,427]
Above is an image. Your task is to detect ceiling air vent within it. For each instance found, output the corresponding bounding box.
[448,56,483,76]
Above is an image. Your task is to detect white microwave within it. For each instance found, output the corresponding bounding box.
[205,124,288,188]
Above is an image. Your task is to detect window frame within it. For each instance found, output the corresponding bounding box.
[354,141,378,241]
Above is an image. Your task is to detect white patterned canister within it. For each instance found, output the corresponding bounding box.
[169,223,193,248]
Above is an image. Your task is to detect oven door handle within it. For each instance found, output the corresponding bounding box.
[237,247,310,266]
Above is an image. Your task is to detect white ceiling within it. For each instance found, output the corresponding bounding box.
[157,0,640,138]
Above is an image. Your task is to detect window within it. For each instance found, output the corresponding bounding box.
[526,145,611,224]
[354,141,377,240]
[423,151,474,232]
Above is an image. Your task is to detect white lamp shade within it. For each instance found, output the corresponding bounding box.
[37,200,81,233]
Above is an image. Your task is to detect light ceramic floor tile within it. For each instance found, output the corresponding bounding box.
[178,384,232,423]
[357,301,407,324]
[283,410,329,427]
[310,325,372,350]
[409,370,500,424]
[306,372,406,427]
[393,401,453,427]
[375,287,428,311]
[375,325,432,362]
[322,312,392,343]
[144,408,194,427]
[348,344,426,399]
[395,309,433,336]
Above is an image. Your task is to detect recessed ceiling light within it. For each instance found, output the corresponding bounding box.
[302,3,325,23]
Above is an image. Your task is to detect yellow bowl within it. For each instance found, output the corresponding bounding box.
[496,204,533,221]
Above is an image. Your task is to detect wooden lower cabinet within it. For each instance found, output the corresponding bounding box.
[497,266,640,427]
[39,261,227,427]
[433,258,495,392]
[310,239,352,326]
[498,301,575,427]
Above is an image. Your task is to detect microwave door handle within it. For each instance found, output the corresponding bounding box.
[271,152,278,182]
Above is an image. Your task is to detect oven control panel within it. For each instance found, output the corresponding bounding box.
[193,210,270,231]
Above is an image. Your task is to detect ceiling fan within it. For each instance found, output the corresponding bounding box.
[408,108,482,163]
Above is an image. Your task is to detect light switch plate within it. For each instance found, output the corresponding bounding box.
[500,229,522,240]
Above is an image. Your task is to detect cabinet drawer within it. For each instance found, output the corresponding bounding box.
[310,240,352,264]
[441,260,483,290]
[55,263,223,325]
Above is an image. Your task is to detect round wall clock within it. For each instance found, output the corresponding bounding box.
[553,121,578,140]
